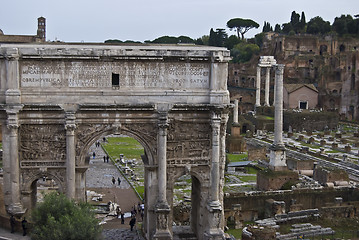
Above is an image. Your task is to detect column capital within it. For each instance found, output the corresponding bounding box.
[274,64,285,73]
[158,111,169,130]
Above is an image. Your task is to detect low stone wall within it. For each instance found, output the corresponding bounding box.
[224,187,359,221]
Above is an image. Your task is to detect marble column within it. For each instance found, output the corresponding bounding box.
[255,66,261,107]
[264,67,270,106]
[233,99,239,124]
[269,64,287,170]
[209,112,221,208]
[154,112,171,240]
[273,65,285,147]
[205,111,225,239]
[65,112,76,199]
[6,110,25,215]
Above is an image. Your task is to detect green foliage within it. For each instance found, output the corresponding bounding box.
[307,16,331,34]
[227,153,248,162]
[209,28,228,47]
[150,35,195,44]
[31,192,102,240]
[227,18,259,40]
[225,35,240,49]
[333,14,359,36]
[231,41,260,63]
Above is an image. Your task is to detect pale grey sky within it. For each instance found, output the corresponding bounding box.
[1,0,358,43]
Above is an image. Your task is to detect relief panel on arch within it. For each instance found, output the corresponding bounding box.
[19,124,66,168]
[167,121,211,166]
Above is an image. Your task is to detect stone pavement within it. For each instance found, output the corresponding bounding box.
[87,142,145,240]
[0,227,30,240]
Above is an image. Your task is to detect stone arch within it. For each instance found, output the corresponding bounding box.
[77,125,156,167]
[167,166,209,237]
[21,170,65,210]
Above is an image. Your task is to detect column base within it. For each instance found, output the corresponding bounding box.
[7,203,26,216]
[154,201,172,240]
[269,146,287,171]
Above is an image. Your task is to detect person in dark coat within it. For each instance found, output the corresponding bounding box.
[121,213,125,224]
[112,176,115,185]
[10,215,15,233]
[21,217,27,236]
[117,177,121,186]
[129,216,136,231]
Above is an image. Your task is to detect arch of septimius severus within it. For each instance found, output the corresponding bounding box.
[0,43,231,240]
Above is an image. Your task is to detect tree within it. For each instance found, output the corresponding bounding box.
[307,16,331,35]
[274,24,281,33]
[227,18,259,40]
[231,41,260,63]
[225,35,241,49]
[262,21,272,32]
[208,28,228,47]
[332,14,354,36]
[31,192,102,240]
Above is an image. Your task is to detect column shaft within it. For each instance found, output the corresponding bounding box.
[66,126,76,198]
[255,66,261,107]
[9,126,21,205]
[157,118,168,204]
[264,67,270,106]
[274,64,285,147]
[233,99,239,124]
[210,114,221,204]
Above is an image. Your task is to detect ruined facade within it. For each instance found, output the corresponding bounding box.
[228,33,359,120]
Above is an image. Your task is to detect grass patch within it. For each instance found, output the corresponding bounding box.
[227,153,248,162]
[238,175,257,182]
[103,137,144,160]
[135,185,144,199]
[225,229,241,239]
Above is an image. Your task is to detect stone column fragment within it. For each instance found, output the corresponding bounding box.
[65,112,76,199]
[255,66,261,107]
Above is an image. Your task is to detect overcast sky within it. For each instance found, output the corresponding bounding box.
[1,0,358,43]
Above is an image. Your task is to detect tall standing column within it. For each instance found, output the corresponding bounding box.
[154,111,171,240]
[233,99,239,124]
[264,67,271,106]
[65,112,76,199]
[273,64,285,147]
[255,66,261,107]
[6,110,25,215]
[205,111,225,239]
[209,112,221,207]
[269,64,287,170]
[157,113,168,204]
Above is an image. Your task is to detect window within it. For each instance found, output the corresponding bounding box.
[112,73,119,86]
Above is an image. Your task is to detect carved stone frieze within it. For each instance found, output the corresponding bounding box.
[19,124,66,165]
[167,120,211,166]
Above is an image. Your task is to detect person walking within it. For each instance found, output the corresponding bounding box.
[129,216,136,231]
[10,215,15,233]
[106,155,109,163]
[21,217,27,236]
[121,213,125,224]
[103,156,106,163]
[112,176,115,185]
[92,152,96,159]
[117,177,121,186]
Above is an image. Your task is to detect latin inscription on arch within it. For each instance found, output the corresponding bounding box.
[20,61,210,89]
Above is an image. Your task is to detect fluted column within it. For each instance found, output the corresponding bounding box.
[264,67,270,106]
[255,66,261,107]
[65,112,76,199]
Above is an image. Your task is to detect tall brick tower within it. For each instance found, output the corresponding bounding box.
[37,17,46,42]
